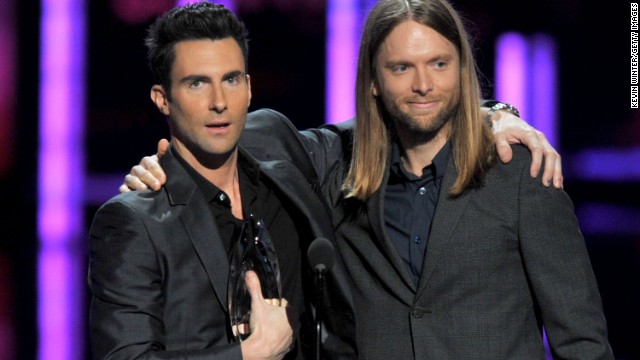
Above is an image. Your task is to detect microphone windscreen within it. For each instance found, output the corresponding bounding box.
[307,237,335,272]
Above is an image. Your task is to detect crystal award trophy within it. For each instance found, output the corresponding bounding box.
[228,214,282,341]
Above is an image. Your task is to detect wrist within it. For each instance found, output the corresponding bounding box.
[484,101,520,122]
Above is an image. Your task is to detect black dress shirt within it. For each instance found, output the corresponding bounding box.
[174,149,308,357]
[384,142,451,285]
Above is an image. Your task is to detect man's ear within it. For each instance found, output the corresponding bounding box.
[246,74,252,108]
[150,85,170,116]
[371,81,379,97]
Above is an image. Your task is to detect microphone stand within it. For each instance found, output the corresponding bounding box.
[314,266,326,360]
[307,237,334,360]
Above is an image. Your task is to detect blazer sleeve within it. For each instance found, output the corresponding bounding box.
[516,152,614,359]
[244,108,346,186]
[88,199,242,360]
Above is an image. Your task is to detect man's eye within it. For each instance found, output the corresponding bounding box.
[434,61,447,69]
[225,76,240,85]
[393,65,409,73]
[190,80,203,88]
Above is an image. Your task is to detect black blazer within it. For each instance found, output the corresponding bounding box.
[88,109,355,359]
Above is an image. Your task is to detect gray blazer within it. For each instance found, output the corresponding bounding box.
[325,140,614,359]
[88,109,355,359]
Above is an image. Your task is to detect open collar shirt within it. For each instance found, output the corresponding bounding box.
[384,141,452,285]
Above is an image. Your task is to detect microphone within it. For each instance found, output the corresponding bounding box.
[307,237,335,273]
[307,238,335,360]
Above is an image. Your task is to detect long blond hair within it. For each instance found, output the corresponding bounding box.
[342,0,494,200]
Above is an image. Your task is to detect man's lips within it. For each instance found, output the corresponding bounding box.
[407,99,439,109]
[205,121,231,128]
[204,121,232,134]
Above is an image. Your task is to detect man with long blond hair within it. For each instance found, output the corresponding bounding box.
[331,0,613,358]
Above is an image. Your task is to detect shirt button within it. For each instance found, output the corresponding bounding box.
[414,236,422,244]
[219,193,226,201]
[418,187,427,195]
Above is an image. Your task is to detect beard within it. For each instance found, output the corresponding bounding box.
[382,93,459,144]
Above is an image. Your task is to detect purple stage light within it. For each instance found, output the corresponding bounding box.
[530,34,558,148]
[496,33,529,121]
[571,147,640,182]
[496,32,558,148]
[326,0,358,124]
[38,0,86,358]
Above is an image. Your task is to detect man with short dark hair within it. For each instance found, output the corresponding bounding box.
[89,4,317,359]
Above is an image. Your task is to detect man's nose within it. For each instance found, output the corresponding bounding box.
[209,85,227,113]
[412,68,433,95]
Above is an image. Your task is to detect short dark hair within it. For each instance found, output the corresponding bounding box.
[145,2,249,98]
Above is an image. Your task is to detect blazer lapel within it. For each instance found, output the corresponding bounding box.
[367,172,417,296]
[162,148,230,311]
[181,202,230,310]
[415,158,472,299]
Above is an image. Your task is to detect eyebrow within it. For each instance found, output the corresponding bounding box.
[430,53,454,62]
[383,53,455,67]
[178,70,246,85]
[179,74,211,85]
[222,70,245,81]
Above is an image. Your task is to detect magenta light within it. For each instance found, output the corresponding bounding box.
[496,33,529,121]
[496,32,559,148]
[531,34,558,148]
[326,0,358,124]
[38,0,86,358]
[38,252,77,360]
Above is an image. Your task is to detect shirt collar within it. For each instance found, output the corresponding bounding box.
[389,140,452,181]
[172,145,261,208]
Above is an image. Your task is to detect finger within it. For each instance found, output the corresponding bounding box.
[494,137,513,164]
[122,173,149,192]
[129,167,160,191]
[553,155,564,189]
[526,132,545,180]
[280,298,288,308]
[140,156,167,187]
[118,183,133,193]
[539,148,558,187]
[157,139,170,158]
